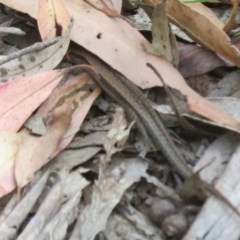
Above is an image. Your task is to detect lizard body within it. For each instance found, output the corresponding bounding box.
[73,48,191,178]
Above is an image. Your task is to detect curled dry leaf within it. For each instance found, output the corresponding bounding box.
[167,1,240,67]
[104,108,131,162]
[223,2,239,33]
[38,0,72,40]
[0,21,72,82]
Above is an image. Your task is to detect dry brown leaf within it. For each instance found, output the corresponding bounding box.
[223,2,239,33]
[38,0,57,40]
[0,22,72,82]
[52,0,72,35]
[167,1,240,67]
[38,0,71,40]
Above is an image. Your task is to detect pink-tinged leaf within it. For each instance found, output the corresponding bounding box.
[0,68,100,197]
[53,0,72,35]
[0,70,64,132]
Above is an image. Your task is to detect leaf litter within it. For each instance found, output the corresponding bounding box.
[0,0,240,239]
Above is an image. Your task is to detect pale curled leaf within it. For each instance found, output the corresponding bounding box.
[0,21,72,82]
[104,108,131,162]
[53,147,101,170]
[38,0,72,40]
[0,26,25,35]
[223,2,239,33]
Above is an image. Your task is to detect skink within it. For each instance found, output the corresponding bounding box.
[73,48,192,179]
